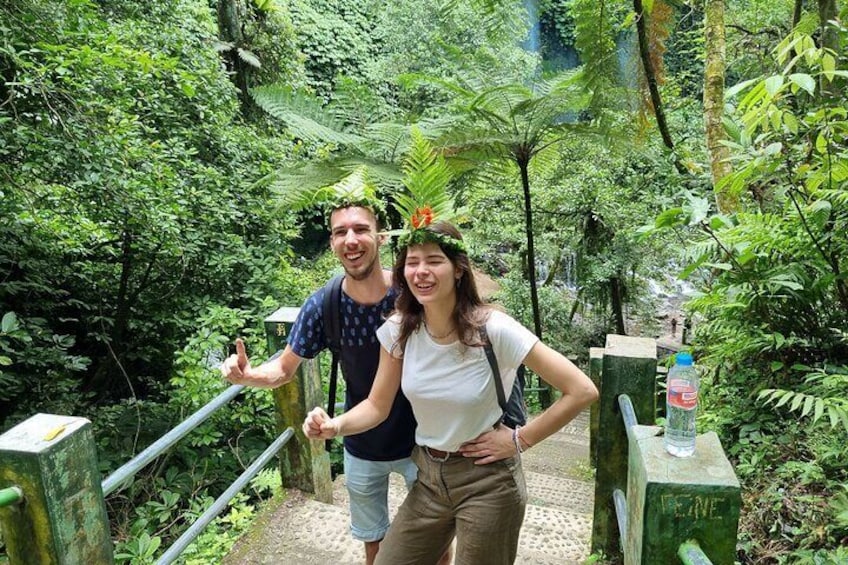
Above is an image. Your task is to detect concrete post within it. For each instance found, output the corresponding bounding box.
[0,414,114,564]
[589,347,604,468]
[264,307,332,503]
[591,335,657,561]
[626,427,741,564]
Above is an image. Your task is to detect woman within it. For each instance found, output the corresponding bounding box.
[304,221,598,564]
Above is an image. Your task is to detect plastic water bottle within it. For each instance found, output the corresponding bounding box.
[665,352,698,457]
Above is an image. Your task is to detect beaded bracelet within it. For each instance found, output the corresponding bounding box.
[512,425,524,455]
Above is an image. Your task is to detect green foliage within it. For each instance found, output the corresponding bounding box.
[0,0,301,416]
[652,30,848,561]
[758,364,848,436]
[569,0,627,105]
[287,0,377,98]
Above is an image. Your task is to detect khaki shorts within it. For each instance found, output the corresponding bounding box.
[375,445,527,565]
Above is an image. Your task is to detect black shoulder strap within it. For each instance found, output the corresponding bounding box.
[322,275,344,356]
[322,275,344,421]
[479,326,507,413]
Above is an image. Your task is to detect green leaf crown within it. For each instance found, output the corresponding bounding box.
[389,129,466,254]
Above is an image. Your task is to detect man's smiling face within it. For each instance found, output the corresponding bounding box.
[329,206,381,281]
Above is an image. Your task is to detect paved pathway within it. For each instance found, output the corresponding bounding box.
[223,410,593,564]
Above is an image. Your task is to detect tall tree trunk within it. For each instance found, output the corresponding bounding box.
[218,0,253,118]
[518,156,552,408]
[792,0,804,27]
[610,276,626,335]
[817,0,838,52]
[543,247,562,287]
[633,0,675,151]
[518,157,542,341]
[816,0,840,99]
[703,0,737,213]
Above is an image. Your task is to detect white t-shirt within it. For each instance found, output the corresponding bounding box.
[376,309,539,452]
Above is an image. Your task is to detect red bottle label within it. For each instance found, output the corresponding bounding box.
[668,380,698,409]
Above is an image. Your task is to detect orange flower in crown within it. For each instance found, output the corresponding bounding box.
[411,206,434,229]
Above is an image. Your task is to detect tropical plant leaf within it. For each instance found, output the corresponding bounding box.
[237,48,261,68]
[251,85,364,146]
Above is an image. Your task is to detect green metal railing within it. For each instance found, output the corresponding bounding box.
[102,383,247,496]
[0,371,296,564]
[156,427,295,565]
[0,486,23,509]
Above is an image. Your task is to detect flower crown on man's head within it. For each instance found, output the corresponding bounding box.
[388,129,467,254]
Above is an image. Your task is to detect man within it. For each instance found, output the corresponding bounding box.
[222,204,450,565]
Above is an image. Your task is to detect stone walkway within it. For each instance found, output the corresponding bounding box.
[223,410,593,565]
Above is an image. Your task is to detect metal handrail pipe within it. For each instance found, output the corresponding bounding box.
[612,488,627,552]
[0,486,23,508]
[155,427,295,565]
[617,393,638,432]
[678,539,714,564]
[102,384,246,496]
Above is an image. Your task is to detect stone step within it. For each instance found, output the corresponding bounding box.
[224,410,595,564]
[223,489,360,565]
[224,487,592,565]
[519,411,592,481]
[525,471,594,515]
[226,468,593,564]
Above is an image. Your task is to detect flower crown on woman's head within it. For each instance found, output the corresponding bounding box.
[387,129,467,254]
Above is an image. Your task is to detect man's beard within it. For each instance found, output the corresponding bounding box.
[344,256,377,281]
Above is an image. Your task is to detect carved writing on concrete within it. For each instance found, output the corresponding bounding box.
[661,494,730,520]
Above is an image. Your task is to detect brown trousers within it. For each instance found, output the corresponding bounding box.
[375,445,527,565]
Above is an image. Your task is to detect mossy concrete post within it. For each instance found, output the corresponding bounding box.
[265,306,332,504]
[591,335,657,561]
[626,426,741,564]
[0,413,113,564]
[589,347,604,468]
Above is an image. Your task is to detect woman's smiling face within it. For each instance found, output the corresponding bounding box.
[403,243,460,306]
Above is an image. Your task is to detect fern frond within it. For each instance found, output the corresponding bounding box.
[237,48,261,68]
[570,0,621,106]
[251,85,364,146]
[329,76,396,130]
[392,129,456,226]
[758,387,848,435]
[438,0,529,42]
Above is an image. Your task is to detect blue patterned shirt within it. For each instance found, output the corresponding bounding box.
[288,280,415,461]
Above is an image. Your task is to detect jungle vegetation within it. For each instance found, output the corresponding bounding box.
[1,0,846,562]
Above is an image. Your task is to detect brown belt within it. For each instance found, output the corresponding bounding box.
[423,446,462,461]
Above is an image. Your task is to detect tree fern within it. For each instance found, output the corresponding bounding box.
[251,84,364,145]
[570,0,622,108]
[271,165,377,212]
[392,129,456,225]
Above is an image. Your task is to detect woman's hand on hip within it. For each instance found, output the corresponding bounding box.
[458,424,517,465]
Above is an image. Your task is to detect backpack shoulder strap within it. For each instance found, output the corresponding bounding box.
[322,275,344,422]
[322,274,344,356]
[479,326,507,412]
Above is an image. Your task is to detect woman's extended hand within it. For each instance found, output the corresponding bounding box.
[302,407,340,440]
[458,424,517,465]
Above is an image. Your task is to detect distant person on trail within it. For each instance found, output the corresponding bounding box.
[221,199,451,565]
[302,212,599,561]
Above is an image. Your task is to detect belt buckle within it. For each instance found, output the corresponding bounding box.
[425,446,451,462]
